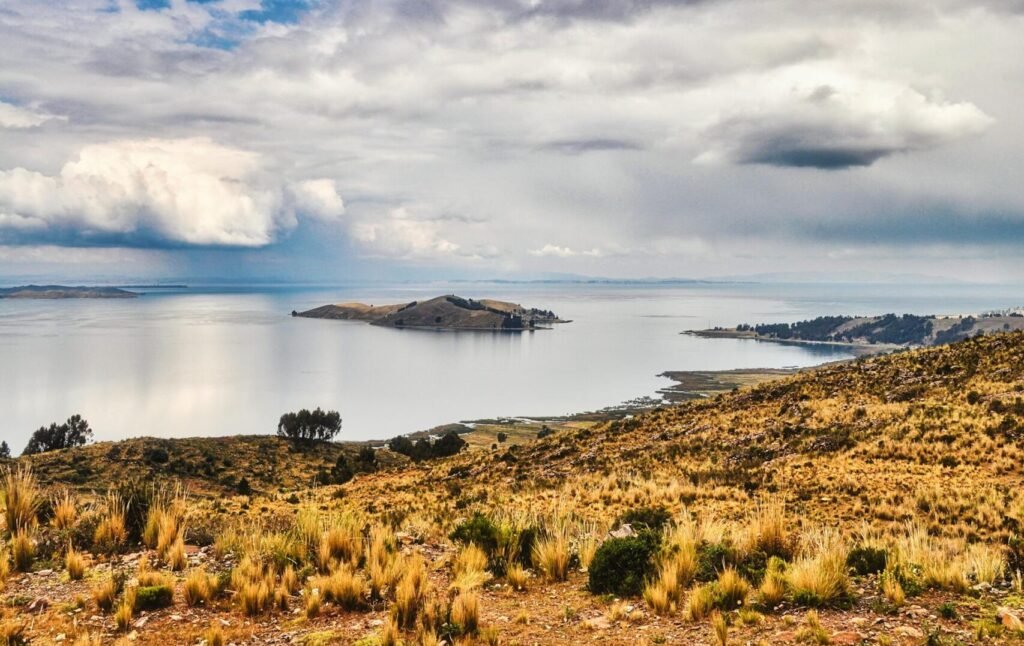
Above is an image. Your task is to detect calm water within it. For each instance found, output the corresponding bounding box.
[1,281,1021,452]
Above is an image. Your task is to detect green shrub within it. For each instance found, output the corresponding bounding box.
[587,533,658,597]
[847,545,888,575]
[697,542,736,582]
[450,513,499,556]
[617,506,671,532]
[134,585,174,610]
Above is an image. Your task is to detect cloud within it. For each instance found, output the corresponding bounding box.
[351,207,462,259]
[698,67,993,169]
[289,179,345,221]
[0,138,344,247]
[0,101,62,129]
[541,138,643,155]
[528,244,604,257]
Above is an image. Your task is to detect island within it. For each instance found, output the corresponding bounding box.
[0,285,139,299]
[292,294,566,330]
[687,309,1024,350]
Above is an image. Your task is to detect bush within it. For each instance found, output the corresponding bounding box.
[697,542,737,582]
[390,432,468,461]
[277,408,342,442]
[588,533,659,597]
[450,513,499,556]
[618,506,672,532]
[22,415,92,455]
[329,456,354,485]
[846,545,888,576]
[134,584,174,610]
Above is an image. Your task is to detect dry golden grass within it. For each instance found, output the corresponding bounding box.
[533,528,570,582]
[183,567,216,606]
[203,624,225,646]
[11,531,34,572]
[794,609,831,645]
[0,610,28,646]
[451,591,480,635]
[393,553,429,630]
[65,546,86,580]
[114,591,134,632]
[710,610,728,646]
[51,489,77,531]
[2,465,39,535]
[506,562,529,591]
[93,493,127,553]
[304,586,321,618]
[91,575,119,613]
[786,528,849,607]
[313,563,365,609]
[167,536,187,571]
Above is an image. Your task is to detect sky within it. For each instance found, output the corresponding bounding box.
[1,0,1023,283]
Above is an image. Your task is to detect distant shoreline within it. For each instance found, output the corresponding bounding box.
[684,329,895,356]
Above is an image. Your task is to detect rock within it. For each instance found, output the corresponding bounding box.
[997,607,1023,632]
[134,616,149,628]
[55,635,66,642]
[831,632,863,645]
[26,597,49,613]
[36,569,54,576]
[369,619,384,627]
[583,616,611,630]
[895,626,925,640]
[851,617,867,627]
[608,524,636,538]
[171,614,183,621]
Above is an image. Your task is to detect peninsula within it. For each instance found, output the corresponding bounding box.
[293,294,566,330]
[0,284,139,299]
[688,309,1024,350]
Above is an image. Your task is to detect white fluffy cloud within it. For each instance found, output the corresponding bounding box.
[529,244,603,258]
[0,138,344,247]
[697,65,993,168]
[351,207,461,259]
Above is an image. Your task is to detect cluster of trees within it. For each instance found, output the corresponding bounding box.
[387,431,466,461]
[277,408,342,442]
[23,414,93,455]
[319,446,378,485]
[743,314,936,346]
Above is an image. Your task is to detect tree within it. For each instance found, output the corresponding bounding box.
[277,408,342,442]
[0,441,9,459]
[23,414,93,455]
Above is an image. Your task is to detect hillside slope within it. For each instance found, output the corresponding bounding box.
[4,333,1024,645]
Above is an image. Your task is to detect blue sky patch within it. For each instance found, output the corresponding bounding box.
[240,0,315,25]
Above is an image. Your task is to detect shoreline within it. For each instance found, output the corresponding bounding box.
[684,328,899,356]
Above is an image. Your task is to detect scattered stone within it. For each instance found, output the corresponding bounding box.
[608,524,636,539]
[896,625,925,640]
[831,631,862,645]
[134,616,149,628]
[583,616,611,630]
[997,607,1023,632]
[27,598,49,613]
[36,569,54,576]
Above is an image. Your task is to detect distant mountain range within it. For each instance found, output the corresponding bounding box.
[0,285,138,299]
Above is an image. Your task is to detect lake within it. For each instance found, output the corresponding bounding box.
[1,281,1021,452]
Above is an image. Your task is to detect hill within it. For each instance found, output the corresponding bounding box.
[3,333,1024,644]
[14,435,406,498]
[294,294,564,330]
[0,285,139,299]
[691,311,1024,348]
